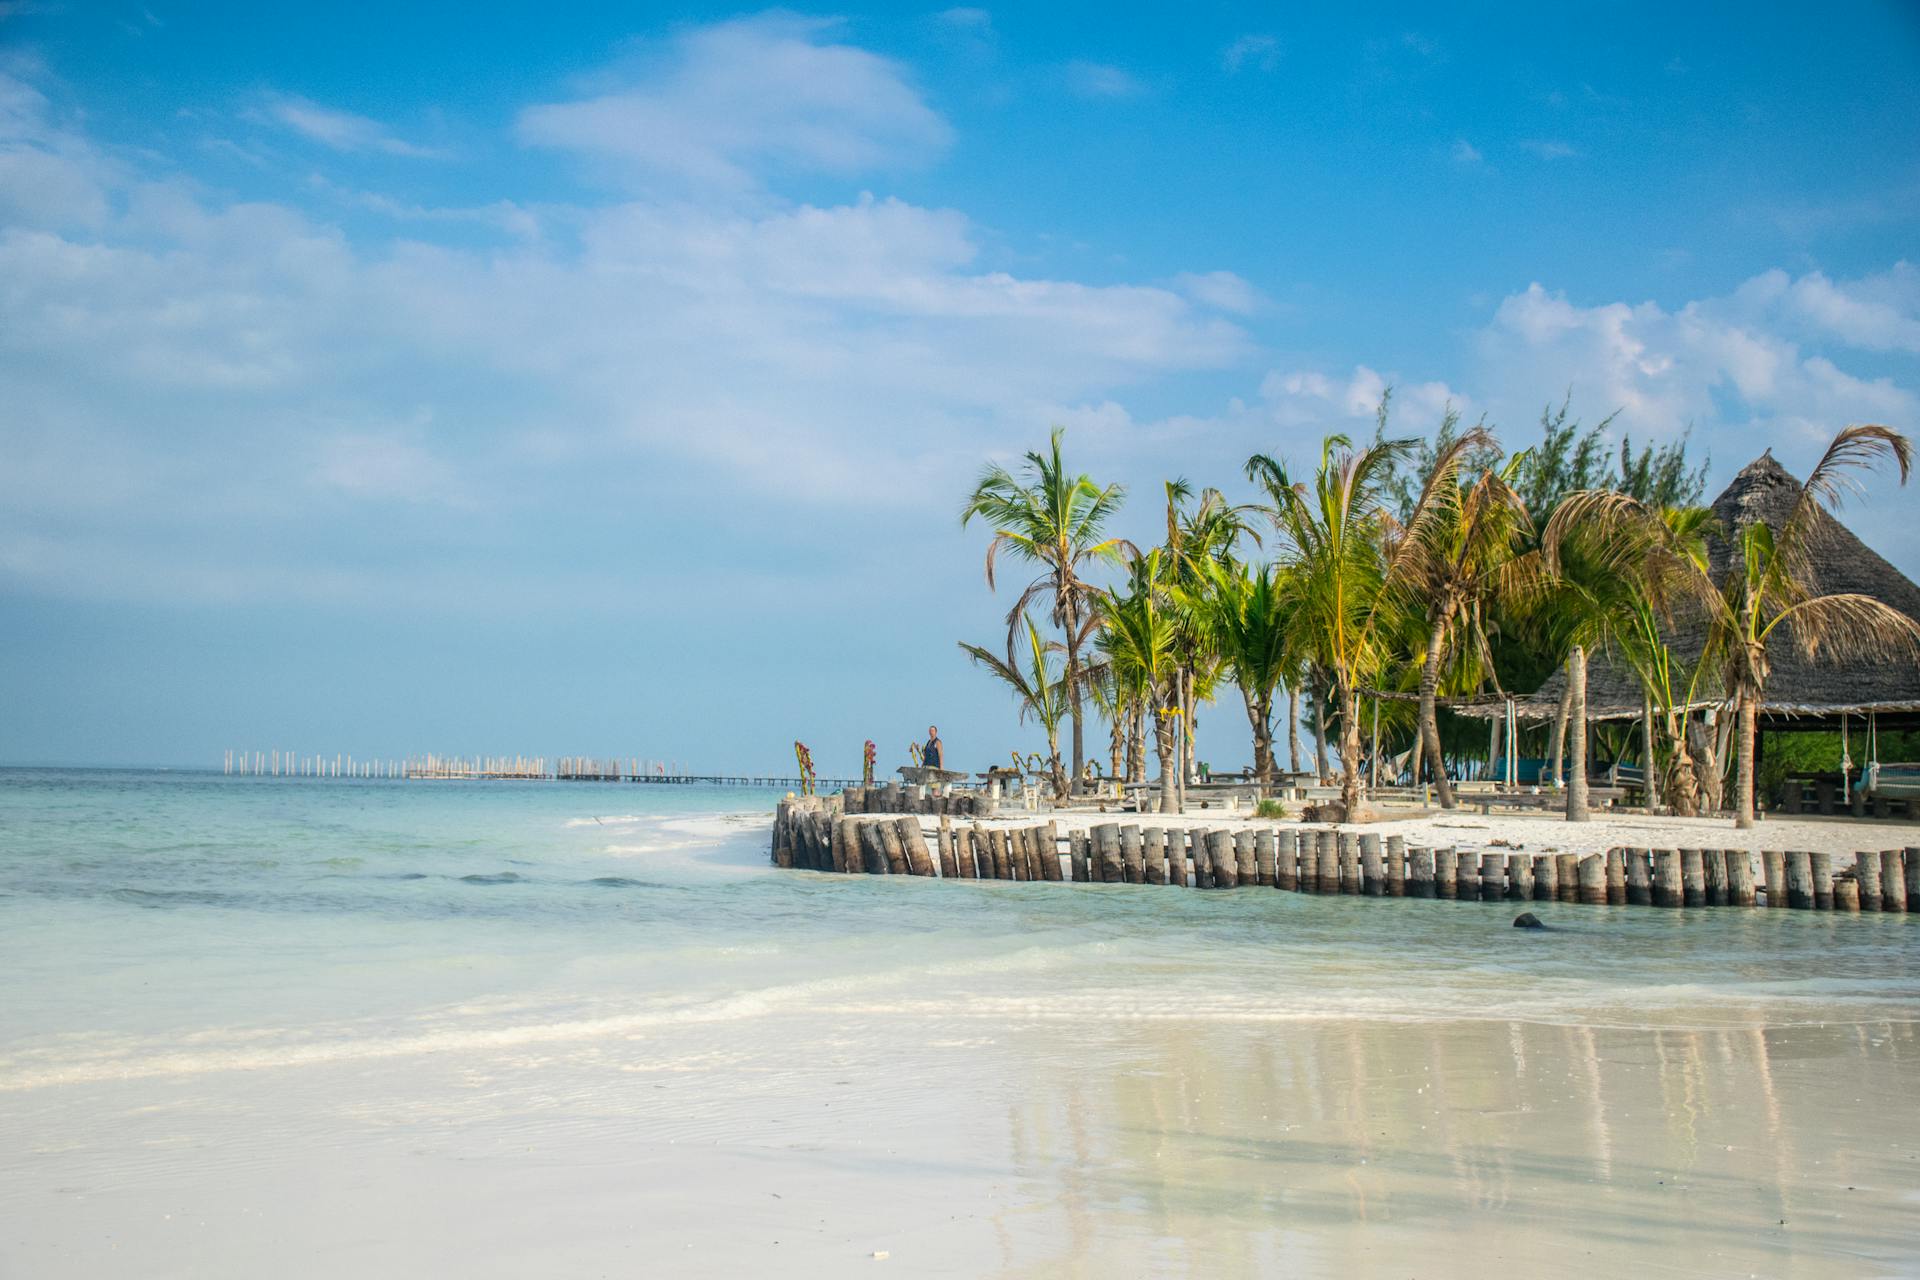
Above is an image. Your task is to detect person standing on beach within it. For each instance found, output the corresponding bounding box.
[922,726,943,770]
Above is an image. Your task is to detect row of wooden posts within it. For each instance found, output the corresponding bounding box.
[843,783,993,817]
[774,797,1920,911]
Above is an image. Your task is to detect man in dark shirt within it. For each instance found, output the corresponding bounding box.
[922,726,943,770]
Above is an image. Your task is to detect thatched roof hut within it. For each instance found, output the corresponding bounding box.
[1472,451,1920,725]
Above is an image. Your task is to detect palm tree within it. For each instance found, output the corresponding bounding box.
[961,428,1131,787]
[959,614,1072,799]
[1246,432,1475,820]
[1200,559,1294,792]
[1708,427,1917,827]
[1393,431,1521,808]
[1158,480,1256,786]
[1097,552,1183,813]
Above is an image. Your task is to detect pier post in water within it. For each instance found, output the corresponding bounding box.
[1235,831,1258,885]
[1338,833,1360,895]
[1208,831,1239,889]
[1121,826,1145,884]
[861,822,891,875]
[1702,849,1728,906]
[1555,853,1580,904]
[1833,876,1860,912]
[1533,854,1557,903]
[1605,849,1626,905]
[1144,828,1168,885]
[1068,830,1090,882]
[937,817,958,878]
[1297,835,1318,894]
[1454,849,1479,901]
[898,818,935,877]
[1810,851,1834,910]
[1784,851,1812,909]
[1626,848,1651,906]
[1167,829,1190,887]
[1255,831,1277,887]
[1480,853,1504,902]
[1680,848,1706,908]
[1763,850,1788,907]
[1727,849,1757,907]
[1386,839,1406,898]
[1093,823,1122,883]
[1882,850,1908,913]
[1316,831,1340,895]
[1361,834,1385,896]
[1652,849,1681,908]
[1905,847,1920,908]
[1182,828,1209,889]
[1276,830,1299,891]
[1577,854,1606,906]
[1042,821,1063,882]
[1855,851,1882,912]
[1505,852,1531,901]
[1408,847,1435,898]
[878,820,910,875]
[1433,847,1459,900]
[834,815,861,874]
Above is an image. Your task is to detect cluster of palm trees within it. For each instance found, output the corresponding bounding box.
[961,419,1919,828]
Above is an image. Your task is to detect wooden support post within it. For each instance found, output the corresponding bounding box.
[897,818,934,877]
[1296,831,1316,894]
[1577,854,1606,905]
[1069,829,1090,882]
[1255,830,1277,888]
[1881,850,1907,913]
[1093,823,1123,883]
[1905,847,1920,910]
[1208,831,1239,889]
[1624,848,1650,906]
[1435,847,1459,900]
[1317,831,1340,895]
[1810,851,1834,910]
[1479,852,1504,902]
[1834,876,1860,912]
[1680,849,1706,908]
[1762,850,1787,908]
[952,825,976,879]
[1726,849,1756,907]
[986,828,1009,879]
[1386,839,1406,898]
[1038,823,1063,881]
[1534,854,1558,903]
[1276,830,1299,891]
[1456,850,1480,901]
[1605,848,1626,905]
[834,815,861,874]
[1338,833,1360,895]
[1165,830,1189,887]
[1702,849,1726,906]
[1508,852,1533,901]
[1651,849,1681,907]
[1784,851,1812,909]
[1121,826,1145,884]
[1144,828,1168,885]
[1005,826,1028,880]
[1361,834,1385,896]
[937,817,958,878]
[1855,851,1882,912]
[861,821,891,874]
[1189,828,1214,889]
[1408,847,1435,899]
[772,799,794,868]
[1235,831,1257,886]
[1555,853,1580,904]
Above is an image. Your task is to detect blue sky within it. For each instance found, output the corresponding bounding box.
[3,2,1918,771]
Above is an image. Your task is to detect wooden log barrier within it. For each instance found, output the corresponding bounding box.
[1555,853,1580,905]
[1856,851,1882,912]
[936,817,958,878]
[1255,831,1277,888]
[1883,850,1908,913]
[1277,830,1299,891]
[837,815,865,874]
[1296,833,1317,894]
[1533,854,1557,903]
[1605,848,1627,905]
[1208,831,1239,889]
[1338,833,1361,895]
[1625,848,1651,906]
[856,821,886,874]
[1726,849,1756,907]
[1093,824,1122,884]
[1386,839,1406,898]
[1408,848,1435,898]
[1702,849,1727,906]
[1455,850,1479,901]
[1167,829,1190,887]
[1762,850,1787,907]
[1577,853,1607,906]
[951,825,975,879]
[1480,853,1504,902]
[1362,834,1386,896]
[1184,827,1209,889]
[1680,848,1706,908]
[1810,852,1834,910]
[1905,847,1920,909]
[1121,826,1146,884]
[1651,849,1681,908]
[1040,822,1064,881]
[1068,829,1090,882]
[1235,831,1258,886]
[772,799,794,868]
[1784,851,1812,909]
[898,818,934,877]
[1144,828,1168,886]
[1834,876,1861,912]
[1434,847,1459,900]
[1317,831,1340,895]
[1509,852,1533,901]
[875,820,907,875]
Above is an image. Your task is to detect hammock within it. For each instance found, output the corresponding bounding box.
[1860,762,1920,800]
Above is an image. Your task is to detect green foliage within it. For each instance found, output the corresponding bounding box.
[1253,796,1289,819]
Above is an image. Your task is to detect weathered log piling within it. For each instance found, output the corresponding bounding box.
[772,793,1917,921]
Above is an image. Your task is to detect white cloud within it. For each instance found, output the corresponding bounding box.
[1173,270,1262,315]
[1222,35,1279,74]
[1063,60,1144,99]
[518,15,952,189]
[260,94,443,158]
[1520,138,1579,160]
[1451,139,1483,165]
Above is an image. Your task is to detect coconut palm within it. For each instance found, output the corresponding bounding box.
[1158,480,1257,785]
[958,614,1072,800]
[1246,432,1477,819]
[1198,559,1294,792]
[1097,552,1183,813]
[961,428,1132,787]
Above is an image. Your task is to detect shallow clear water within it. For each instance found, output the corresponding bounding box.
[3,769,1917,1277]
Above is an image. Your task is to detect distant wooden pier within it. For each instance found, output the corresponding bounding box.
[222,748,850,789]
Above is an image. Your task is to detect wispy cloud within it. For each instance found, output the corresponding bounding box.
[1520,138,1579,160]
[1222,34,1279,74]
[259,94,444,158]
[518,15,951,189]
[1063,60,1144,99]
[1451,139,1483,165]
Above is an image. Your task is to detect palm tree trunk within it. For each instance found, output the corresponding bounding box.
[1418,623,1455,808]
[1337,676,1365,819]
[1065,640,1085,790]
[1548,678,1572,789]
[1286,683,1302,774]
[1734,690,1757,829]
[1642,690,1658,814]
[1409,731,1424,793]
[1048,727,1068,801]
[1693,716,1724,814]
[1313,678,1329,783]
[1155,699,1178,814]
[1181,669,1197,785]
[1128,704,1145,782]
[1567,645,1591,822]
[1244,688,1275,791]
[1108,708,1124,792]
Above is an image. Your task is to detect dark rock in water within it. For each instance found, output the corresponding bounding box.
[460,872,524,885]
[1512,912,1545,929]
